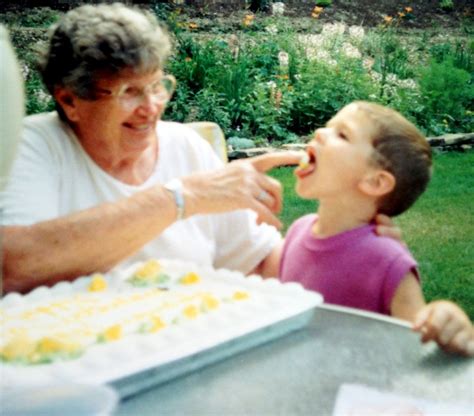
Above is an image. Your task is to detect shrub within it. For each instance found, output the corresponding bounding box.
[25,73,55,115]
[7,7,473,143]
[1,7,59,27]
[163,84,192,123]
[364,27,415,82]
[242,76,297,144]
[315,0,333,6]
[194,90,232,133]
[429,41,473,75]
[290,58,377,135]
[418,59,473,135]
[439,0,454,11]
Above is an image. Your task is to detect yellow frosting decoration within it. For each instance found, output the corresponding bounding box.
[233,291,249,301]
[1,260,254,365]
[150,316,166,333]
[183,305,199,319]
[37,337,80,355]
[134,259,161,279]
[88,274,108,292]
[102,325,122,341]
[180,272,200,285]
[1,334,36,361]
[202,294,219,310]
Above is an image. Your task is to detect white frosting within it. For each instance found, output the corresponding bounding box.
[1,259,322,391]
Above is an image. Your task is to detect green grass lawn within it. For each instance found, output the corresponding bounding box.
[270,151,474,320]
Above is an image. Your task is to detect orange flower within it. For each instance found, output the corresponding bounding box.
[188,22,198,30]
[311,6,323,18]
[384,15,393,23]
[275,90,282,109]
[242,14,255,27]
[398,12,406,18]
[405,7,413,13]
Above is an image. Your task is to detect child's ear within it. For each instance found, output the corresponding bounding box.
[358,169,395,197]
[54,87,80,122]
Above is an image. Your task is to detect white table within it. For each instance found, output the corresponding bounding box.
[117,304,474,415]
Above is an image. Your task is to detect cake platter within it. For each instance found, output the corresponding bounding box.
[0,259,323,399]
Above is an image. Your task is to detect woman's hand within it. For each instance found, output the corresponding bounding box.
[374,214,403,244]
[182,151,302,229]
[413,301,474,356]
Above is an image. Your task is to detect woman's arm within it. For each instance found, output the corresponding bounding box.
[2,152,301,293]
[2,184,177,293]
[250,239,284,278]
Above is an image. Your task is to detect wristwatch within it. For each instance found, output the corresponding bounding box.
[164,178,185,221]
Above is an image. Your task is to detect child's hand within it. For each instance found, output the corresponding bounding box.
[413,301,474,356]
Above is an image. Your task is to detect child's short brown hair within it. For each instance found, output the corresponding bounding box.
[354,101,432,217]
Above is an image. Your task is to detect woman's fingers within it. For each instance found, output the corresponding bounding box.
[374,214,403,243]
[251,199,282,229]
[182,157,285,228]
[257,174,282,212]
[248,151,304,173]
[374,213,392,226]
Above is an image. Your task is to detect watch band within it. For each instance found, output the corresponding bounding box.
[164,178,185,221]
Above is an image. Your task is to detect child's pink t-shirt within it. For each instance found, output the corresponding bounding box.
[279,214,419,315]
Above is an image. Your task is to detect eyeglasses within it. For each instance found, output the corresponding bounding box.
[95,74,176,110]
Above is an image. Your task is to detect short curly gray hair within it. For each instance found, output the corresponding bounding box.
[39,3,172,102]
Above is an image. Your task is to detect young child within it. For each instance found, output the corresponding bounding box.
[279,101,474,356]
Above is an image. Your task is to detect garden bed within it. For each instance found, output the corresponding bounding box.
[2,2,473,143]
[183,0,473,30]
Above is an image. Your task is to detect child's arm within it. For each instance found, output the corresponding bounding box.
[250,240,285,278]
[391,273,474,356]
[390,272,426,321]
[413,301,474,356]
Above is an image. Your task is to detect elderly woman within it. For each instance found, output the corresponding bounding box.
[0,3,301,293]
[1,3,397,294]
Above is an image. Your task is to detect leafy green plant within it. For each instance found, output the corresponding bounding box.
[0,7,59,27]
[211,55,254,129]
[439,0,454,11]
[418,59,473,135]
[194,90,232,132]
[163,84,192,123]
[242,76,296,144]
[10,6,474,144]
[429,41,474,75]
[366,27,414,92]
[315,0,332,6]
[25,73,55,115]
[290,58,377,135]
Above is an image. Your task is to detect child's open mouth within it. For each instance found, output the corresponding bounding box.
[295,147,316,178]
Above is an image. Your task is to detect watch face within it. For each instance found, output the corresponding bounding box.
[166,178,183,190]
[165,179,185,220]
